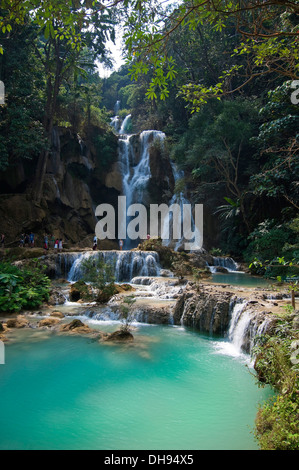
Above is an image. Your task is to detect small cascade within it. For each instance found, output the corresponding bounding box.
[119,114,131,134]
[66,250,160,282]
[228,299,250,352]
[110,100,121,132]
[53,253,83,279]
[208,256,240,273]
[226,298,272,356]
[128,130,165,206]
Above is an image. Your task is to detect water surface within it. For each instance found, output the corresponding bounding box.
[0,323,272,450]
[211,272,273,287]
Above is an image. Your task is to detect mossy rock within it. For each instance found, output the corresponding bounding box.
[69,280,92,302]
[96,283,119,303]
[105,329,134,342]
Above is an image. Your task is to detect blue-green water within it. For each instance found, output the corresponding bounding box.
[0,323,272,450]
[211,272,272,287]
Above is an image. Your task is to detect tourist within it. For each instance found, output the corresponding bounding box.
[147,234,150,240]
[24,233,30,247]
[1,233,4,248]
[54,238,59,252]
[29,232,34,248]
[93,235,97,251]
[58,239,63,252]
[19,234,25,247]
[44,234,49,252]
[119,239,123,250]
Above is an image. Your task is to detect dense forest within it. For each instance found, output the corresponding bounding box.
[0,0,298,269]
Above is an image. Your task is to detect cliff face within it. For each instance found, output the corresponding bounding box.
[0,125,119,247]
[0,125,176,249]
[172,282,280,353]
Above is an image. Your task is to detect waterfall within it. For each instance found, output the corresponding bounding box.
[162,163,202,251]
[228,299,250,351]
[110,104,202,251]
[224,298,272,357]
[128,130,165,206]
[66,250,160,282]
[120,114,131,134]
[110,100,121,132]
[207,256,240,273]
[116,117,166,248]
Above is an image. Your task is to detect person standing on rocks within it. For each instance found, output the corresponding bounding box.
[29,232,35,248]
[93,235,97,250]
[19,233,25,247]
[24,234,29,247]
[44,234,49,252]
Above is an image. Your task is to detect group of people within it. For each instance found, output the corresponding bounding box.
[19,233,35,248]
[1,232,152,252]
[44,235,63,253]
[17,233,63,252]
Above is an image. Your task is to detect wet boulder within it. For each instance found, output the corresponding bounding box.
[105,329,134,342]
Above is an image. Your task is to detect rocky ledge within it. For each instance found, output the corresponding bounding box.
[1,278,297,355]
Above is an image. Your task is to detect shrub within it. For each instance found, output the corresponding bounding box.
[0,260,50,312]
[253,316,299,450]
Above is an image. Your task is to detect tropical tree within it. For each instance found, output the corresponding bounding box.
[124,0,299,108]
[0,1,119,202]
[0,22,46,171]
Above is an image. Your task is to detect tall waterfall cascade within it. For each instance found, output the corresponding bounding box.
[112,106,203,251]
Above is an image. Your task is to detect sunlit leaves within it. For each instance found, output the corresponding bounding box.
[129,53,177,101]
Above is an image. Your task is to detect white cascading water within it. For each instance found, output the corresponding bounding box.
[208,256,240,273]
[213,299,251,360]
[116,110,166,248]
[119,114,131,134]
[162,163,202,251]
[213,297,272,361]
[228,299,250,351]
[110,100,121,132]
[113,106,202,250]
[67,250,160,283]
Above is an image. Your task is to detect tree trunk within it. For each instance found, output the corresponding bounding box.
[291,290,296,310]
[33,55,62,204]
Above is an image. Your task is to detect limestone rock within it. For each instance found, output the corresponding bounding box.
[48,289,66,305]
[6,315,30,329]
[105,329,134,342]
[173,290,232,335]
[59,319,96,336]
[51,310,65,318]
[38,317,61,327]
